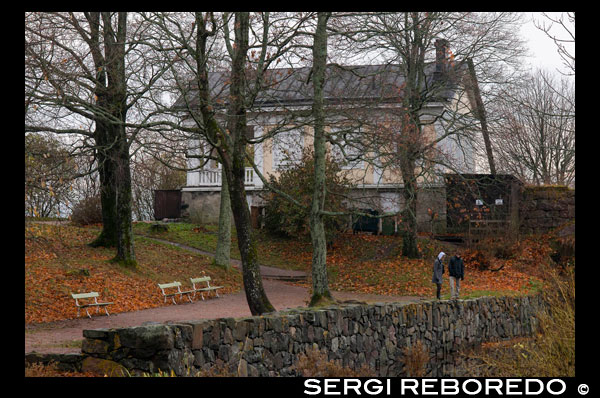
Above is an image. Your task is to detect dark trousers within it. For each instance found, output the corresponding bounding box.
[435,283,442,299]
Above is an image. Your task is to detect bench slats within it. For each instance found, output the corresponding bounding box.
[158,282,181,289]
[157,277,224,304]
[72,292,99,299]
[71,292,113,318]
[158,281,194,304]
[191,276,223,300]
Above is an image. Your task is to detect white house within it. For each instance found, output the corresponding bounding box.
[174,40,479,232]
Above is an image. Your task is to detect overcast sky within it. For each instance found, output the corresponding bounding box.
[520,12,574,77]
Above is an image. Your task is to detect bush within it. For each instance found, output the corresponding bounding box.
[402,340,429,376]
[70,195,103,225]
[460,264,575,377]
[293,346,375,377]
[262,149,350,240]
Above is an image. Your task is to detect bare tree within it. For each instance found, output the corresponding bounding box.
[322,12,527,257]
[534,12,575,76]
[308,12,335,306]
[25,134,76,218]
[490,69,575,186]
[25,12,150,267]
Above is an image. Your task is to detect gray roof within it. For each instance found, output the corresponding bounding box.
[173,61,465,111]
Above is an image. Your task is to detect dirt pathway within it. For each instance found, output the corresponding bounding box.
[144,236,307,280]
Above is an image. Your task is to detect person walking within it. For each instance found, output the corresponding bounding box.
[448,252,465,299]
[432,252,445,299]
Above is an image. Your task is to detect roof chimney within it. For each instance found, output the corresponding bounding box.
[435,39,450,76]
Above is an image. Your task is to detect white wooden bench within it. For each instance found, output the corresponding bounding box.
[190,276,223,300]
[71,292,114,318]
[157,281,194,304]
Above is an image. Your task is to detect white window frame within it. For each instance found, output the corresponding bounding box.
[272,128,304,169]
[329,128,364,170]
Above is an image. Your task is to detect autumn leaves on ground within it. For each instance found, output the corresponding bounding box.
[25,221,550,325]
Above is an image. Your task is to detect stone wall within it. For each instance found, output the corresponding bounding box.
[519,186,575,234]
[31,294,544,377]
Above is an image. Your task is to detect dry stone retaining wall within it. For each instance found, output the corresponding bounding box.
[519,187,575,234]
[43,294,545,377]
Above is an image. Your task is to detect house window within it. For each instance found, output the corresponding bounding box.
[330,129,364,169]
[273,128,304,169]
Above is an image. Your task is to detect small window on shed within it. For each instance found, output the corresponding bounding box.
[495,198,503,205]
[475,199,483,206]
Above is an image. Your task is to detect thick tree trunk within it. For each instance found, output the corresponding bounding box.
[89,124,118,248]
[99,12,136,267]
[214,167,232,270]
[112,128,137,267]
[309,12,334,307]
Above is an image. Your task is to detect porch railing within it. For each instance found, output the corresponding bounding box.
[197,168,256,186]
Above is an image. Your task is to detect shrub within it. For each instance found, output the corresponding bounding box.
[262,149,350,241]
[70,195,103,225]
[293,346,375,377]
[460,264,575,377]
[25,361,62,377]
[402,340,429,376]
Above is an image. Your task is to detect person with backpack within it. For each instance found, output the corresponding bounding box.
[432,252,445,299]
[448,252,465,299]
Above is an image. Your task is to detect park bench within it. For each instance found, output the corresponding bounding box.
[157,281,194,304]
[190,276,223,300]
[71,292,114,318]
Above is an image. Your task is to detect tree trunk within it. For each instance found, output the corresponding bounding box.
[223,12,274,315]
[399,150,420,259]
[467,58,496,175]
[214,167,232,270]
[309,12,334,307]
[89,123,118,248]
[103,12,136,267]
[112,127,137,267]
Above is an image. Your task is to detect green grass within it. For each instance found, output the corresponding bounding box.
[132,222,311,271]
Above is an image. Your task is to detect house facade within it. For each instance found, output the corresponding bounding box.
[178,40,480,232]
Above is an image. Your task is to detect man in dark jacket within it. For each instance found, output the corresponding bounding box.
[448,252,464,299]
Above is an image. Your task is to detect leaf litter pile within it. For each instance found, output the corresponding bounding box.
[25,223,242,324]
[25,223,550,325]
[276,233,548,299]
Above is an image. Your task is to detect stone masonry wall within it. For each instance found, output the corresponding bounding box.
[53,294,545,377]
[519,186,575,234]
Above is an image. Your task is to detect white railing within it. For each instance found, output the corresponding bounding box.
[197,167,256,187]
[245,168,254,185]
[198,169,222,186]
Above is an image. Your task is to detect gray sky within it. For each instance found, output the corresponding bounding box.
[520,12,574,77]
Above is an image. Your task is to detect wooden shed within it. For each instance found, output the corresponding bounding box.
[444,174,523,239]
[154,189,182,220]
